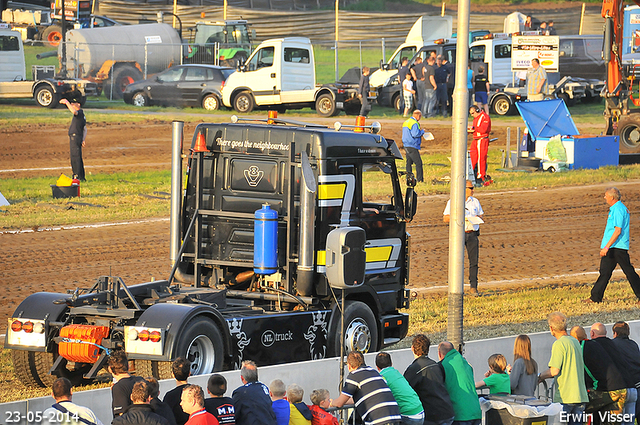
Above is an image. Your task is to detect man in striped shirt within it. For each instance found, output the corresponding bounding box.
[331,351,401,425]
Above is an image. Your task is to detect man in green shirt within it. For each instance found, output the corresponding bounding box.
[539,312,588,425]
[438,342,481,425]
[375,352,425,425]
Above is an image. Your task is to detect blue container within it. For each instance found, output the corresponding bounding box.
[254,204,278,275]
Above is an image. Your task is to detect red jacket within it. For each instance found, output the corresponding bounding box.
[471,111,491,141]
[309,405,338,425]
[186,409,220,425]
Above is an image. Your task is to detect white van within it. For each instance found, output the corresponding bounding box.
[0,27,27,83]
[369,15,453,89]
[221,37,349,116]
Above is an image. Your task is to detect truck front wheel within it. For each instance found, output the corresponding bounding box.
[329,301,379,356]
[35,85,58,108]
[316,93,337,117]
[234,91,254,113]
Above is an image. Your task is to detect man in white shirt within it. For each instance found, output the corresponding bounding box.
[43,377,103,425]
[443,180,485,294]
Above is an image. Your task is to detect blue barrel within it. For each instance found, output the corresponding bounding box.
[254,204,278,274]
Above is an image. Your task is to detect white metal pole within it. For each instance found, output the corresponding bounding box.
[448,0,471,353]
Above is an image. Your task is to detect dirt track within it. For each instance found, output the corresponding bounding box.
[1,114,640,332]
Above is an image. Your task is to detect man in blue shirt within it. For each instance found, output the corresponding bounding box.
[402,110,426,183]
[586,187,640,303]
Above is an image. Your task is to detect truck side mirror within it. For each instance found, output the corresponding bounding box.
[382,62,389,71]
[325,227,366,288]
[405,188,417,222]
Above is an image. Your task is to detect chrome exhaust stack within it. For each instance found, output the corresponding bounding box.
[297,151,316,296]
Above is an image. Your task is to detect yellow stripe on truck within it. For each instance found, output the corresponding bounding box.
[318,183,346,200]
[365,246,392,262]
[317,250,326,266]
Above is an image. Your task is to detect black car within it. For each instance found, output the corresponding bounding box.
[123,65,234,110]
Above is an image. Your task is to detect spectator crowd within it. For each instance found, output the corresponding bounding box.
[40,316,640,425]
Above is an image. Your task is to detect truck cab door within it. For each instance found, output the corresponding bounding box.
[370,45,417,88]
[352,160,405,311]
[245,45,279,105]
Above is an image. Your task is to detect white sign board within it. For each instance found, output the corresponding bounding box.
[512,35,559,72]
[145,35,162,44]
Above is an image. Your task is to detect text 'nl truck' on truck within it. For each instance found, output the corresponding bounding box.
[6,115,417,387]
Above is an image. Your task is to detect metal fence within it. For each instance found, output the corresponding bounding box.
[54,38,400,100]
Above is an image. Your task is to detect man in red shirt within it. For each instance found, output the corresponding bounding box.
[468,106,492,184]
[181,385,220,425]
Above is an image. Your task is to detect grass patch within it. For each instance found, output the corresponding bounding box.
[0,171,172,229]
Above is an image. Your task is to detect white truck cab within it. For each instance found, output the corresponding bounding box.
[369,15,453,89]
[469,34,514,86]
[223,37,318,112]
[0,27,27,83]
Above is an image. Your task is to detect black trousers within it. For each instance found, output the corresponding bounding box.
[405,147,423,182]
[465,231,479,289]
[69,134,85,181]
[591,247,640,302]
[359,96,369,117]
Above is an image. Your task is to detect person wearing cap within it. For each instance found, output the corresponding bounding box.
[402,110,426,183]
[443,180,484,294]
[60,98,87,182]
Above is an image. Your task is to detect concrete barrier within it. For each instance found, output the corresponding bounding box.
[3,320,638,424]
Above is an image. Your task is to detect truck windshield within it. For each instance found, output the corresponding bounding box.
[361,162,395,208]
[470,45,485,61]
[0,35,20,51]
[391,46,417,69]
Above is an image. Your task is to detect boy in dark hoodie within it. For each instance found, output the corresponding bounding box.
[204,374,236,425]
[287,384,312,425]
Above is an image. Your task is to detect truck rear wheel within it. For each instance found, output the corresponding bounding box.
[617,115,640,153]
[12,351,82,388]
[234,91,254,113]
[13,350,43,387]
[105,65,142,100]
[135,359,173,380]
[35,85,58,108]
[42,25,62,47]
[491,95,512,116]
[316,93,337,117]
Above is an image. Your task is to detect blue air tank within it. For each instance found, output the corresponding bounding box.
[254,204,278,274]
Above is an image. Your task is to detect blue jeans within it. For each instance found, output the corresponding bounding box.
[422,88,436,117]
[401,414,424,425]
[623,387,637,425]
[424,417,454,425]
[561,403,585,425]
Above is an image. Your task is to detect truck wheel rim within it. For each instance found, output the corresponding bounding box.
[237,96,249,111]
[319,98,331,114]
[345,319,371,352]
[48,32,61,46]
[186,334,216,375]
[38,90,52,106]
[495,99,509,115]
[621,125,640,149]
